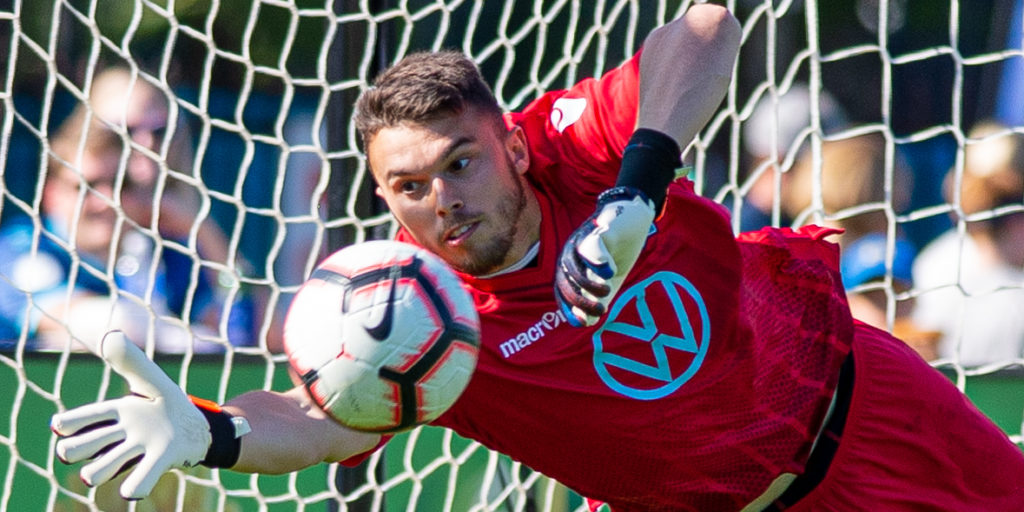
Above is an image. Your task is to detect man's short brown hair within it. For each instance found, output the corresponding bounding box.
[353,51,504,147]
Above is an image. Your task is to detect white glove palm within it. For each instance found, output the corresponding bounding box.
[51,331,212,500]
[555,187,656,326]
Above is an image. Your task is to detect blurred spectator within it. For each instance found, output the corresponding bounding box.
[89,68,256,346]
[782,131,911,245]
[735,83,849,231]
[781,132,937,356]
[0,73,253,352]
[87,67,232,266]
[841,233,940,360]
[912,120,1024,367]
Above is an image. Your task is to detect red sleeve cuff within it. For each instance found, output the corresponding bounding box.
[339,435,393,467]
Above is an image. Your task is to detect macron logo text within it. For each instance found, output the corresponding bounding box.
[499,310,568,358]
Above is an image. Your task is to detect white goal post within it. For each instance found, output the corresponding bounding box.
[2,0,1023,511]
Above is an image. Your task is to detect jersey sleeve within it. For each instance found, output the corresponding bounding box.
[511,50,642,194]
[338,434,393,467]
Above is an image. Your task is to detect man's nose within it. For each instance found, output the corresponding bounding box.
[432,177,464,215]
[81,186,115,214]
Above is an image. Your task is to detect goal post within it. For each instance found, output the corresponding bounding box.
[2,0,1023,511]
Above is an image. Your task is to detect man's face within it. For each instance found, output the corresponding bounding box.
[44,150,120,257]
[367,107,538,276]
[93,83,168,190]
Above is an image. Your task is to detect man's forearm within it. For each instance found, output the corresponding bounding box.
[637,4,741,148]
[223,386,382,474]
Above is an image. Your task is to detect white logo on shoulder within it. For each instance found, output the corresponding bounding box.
[550,97,587,133]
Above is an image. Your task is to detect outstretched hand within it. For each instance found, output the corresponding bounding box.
[51,331,212,500]
[555,187,655,326]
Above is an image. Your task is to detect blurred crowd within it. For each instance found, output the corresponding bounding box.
[733,83,1024,367]
[723,0,1024,368]
[0,69,254,353]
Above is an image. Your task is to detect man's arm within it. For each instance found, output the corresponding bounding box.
[52,331,381,499]
[637,3,740,148]
[554,5,740,326]
[619,3,740,207]
[223,387,381,474]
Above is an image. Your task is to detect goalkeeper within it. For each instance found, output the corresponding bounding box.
[52,4,1024,511]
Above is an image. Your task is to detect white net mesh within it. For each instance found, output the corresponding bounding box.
[1,0,1023,510]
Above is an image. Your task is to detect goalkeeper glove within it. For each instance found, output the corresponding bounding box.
[554,129,681,327]
[555,186,656,326]
[51,331,242,500]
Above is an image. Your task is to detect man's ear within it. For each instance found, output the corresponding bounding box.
[375,186,384,198]
[506,125,530,175]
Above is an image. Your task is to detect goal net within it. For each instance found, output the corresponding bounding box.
[2,0,1023,510]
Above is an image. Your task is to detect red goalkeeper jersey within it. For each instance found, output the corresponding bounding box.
[393,50,853,511]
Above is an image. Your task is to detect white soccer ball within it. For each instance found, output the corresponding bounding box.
[283,240,481,433]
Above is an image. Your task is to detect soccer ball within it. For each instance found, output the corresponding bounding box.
[283,240,481,433]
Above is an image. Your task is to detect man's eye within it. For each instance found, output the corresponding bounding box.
[450,158,470,172]
[399,181,422,194]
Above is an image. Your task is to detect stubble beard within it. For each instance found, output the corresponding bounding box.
[446,155,528,277]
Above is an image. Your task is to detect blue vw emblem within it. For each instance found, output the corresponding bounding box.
[592,271,709,400]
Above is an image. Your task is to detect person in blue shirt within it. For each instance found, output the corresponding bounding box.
[0,97,252,352]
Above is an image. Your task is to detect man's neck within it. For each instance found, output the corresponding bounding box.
[476,241,540,279]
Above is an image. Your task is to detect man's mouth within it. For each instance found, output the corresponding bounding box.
[445,221,478,245]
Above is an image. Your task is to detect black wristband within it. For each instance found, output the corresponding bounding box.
[615,128,682,212]
[193,399,242,468]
